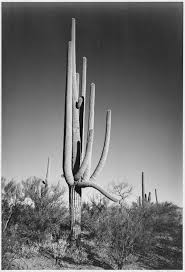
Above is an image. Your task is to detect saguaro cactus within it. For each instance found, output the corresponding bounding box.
[41,157,50,197]
[138,196,141,206]
[142,171,145,206]
[155,188,158,204]
[63,18,118,240]
[148,192,151,203]
[141,172,152,206]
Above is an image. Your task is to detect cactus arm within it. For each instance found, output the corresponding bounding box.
[71,18,77,93]
[63,41,74,186]
[76,72,80,98]
[81,57,87,100]
[80,57,87,159]
[83,83,95,182]
[71,18,81,173]
[77,181,119,202]
[74,129,93,181]
[90,110,111,182]
[71,18,78,101]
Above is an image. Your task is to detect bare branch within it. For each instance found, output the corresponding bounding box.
[110,181,132,204]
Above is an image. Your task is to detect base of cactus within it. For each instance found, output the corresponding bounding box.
[69,185,82,242]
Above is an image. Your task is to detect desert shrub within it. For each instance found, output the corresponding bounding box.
[82,203,156,269]
[150,202,182,269]
[20,243,40,258]
[4,178,68,243]
[2,232,22,269]
[128,202,182,269]
[81,196,109,238]
[40,238,69,261]
[17,178,68,241]
[101,206,149,269]
[65,243,88,264]
[1,177,69,268]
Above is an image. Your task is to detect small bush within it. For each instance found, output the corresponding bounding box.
[40,238,68,261]
[65,244,88,264]
[20,243,40,258]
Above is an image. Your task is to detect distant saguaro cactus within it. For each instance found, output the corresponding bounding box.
[138,196,141,206]
[141,172,152,206]
[155,188,158,204]
[148,192,151,203]
[142,171,145,206]
[63,18,118,241]
[41,157,49,197]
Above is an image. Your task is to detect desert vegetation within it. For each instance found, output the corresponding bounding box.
[2,177,182,270]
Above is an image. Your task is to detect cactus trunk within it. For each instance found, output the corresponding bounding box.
[69,186,81,240]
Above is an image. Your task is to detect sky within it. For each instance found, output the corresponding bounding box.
[2,2,183,206]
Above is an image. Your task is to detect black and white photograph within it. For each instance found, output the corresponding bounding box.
[2,2,183,270]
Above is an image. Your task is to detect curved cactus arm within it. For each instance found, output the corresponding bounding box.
[63,41,74,186]
[83,83,95,182]
[74,129,93,181]
[78,181,119,202]
[90,110,111,182]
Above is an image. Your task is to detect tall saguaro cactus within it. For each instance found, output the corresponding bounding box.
[63,18,118,240]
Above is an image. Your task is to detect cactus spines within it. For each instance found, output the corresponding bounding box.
[63,18,118,240]
[155,188,158,204]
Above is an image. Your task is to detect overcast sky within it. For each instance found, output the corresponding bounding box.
[2,2,182,206]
